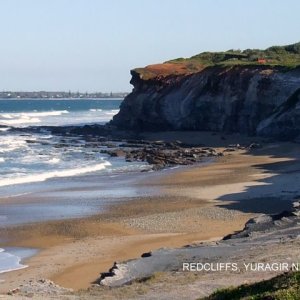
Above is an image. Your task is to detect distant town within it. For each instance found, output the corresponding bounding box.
[0,91,129,99]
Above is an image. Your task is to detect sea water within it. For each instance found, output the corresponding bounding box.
[0,99,150,191]
[0,247,38,275]
[0,99,150,274]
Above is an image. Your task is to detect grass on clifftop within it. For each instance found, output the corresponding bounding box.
[201,271,300,300]
[135,42,300,80]
[169,42,300,68]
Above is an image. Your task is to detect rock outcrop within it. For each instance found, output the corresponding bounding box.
[257,87,300,140]
[111,46,300,140]
[98,201,300,287]
[101,140,225,170]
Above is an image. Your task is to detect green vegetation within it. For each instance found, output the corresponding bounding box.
[201,271,300,300]
[134,42,300,80]
[168,42,300,68]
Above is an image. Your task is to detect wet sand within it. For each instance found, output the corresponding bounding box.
[0,135,299,295]
[0,196,251,291]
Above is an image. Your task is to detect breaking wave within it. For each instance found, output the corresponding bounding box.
[0,161,111,187]
[0,249,27,274]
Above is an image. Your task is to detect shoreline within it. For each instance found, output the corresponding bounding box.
[0,136,299,296]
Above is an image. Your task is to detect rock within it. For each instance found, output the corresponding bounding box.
[119,143,145,148]
[292,201,300,216]
[7,288,20,295]
[98,202,300,288]
[97,137,108,142]
[11,279,73,296]
[125,154,134,162]
[248,143,262,149]
[110,142,223,169]
[107,149,126,157]
[257,88,300,140]
[223,148,236,152]
[146,155,166,166]
[102,143,116,148]
[110,58,300,141]
[141,251,152,258]
[25,139,37,144]
[251,214,273,224]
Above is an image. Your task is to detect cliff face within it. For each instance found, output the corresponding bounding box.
[257,87,300,140]
[111,65,300,140]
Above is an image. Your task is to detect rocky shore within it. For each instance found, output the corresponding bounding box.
[102,140,225,170]
[98,200,300,288]
[9,124,264,173]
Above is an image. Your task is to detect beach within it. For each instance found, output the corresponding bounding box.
[1,134,299,298]
[0,2,299,298]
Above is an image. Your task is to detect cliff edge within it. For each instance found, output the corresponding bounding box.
[111,42,300,140]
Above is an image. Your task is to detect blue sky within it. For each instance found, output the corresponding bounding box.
[0,0,299,92]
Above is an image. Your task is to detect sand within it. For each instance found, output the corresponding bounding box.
[0,198,251,292]
[1,135,299,296]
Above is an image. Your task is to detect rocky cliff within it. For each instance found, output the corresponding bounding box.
[111,44,300,140]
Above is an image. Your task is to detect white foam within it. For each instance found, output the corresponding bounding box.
[24,110,69,117]
[0,109,118,128]
[0,114,13,119]
[105,109,120,115]
[48,157,60,164]
[0,249,27,274]
[0,158,5,163]
[39,134,53,139]
[0,115,40,125]
[0,127,10,132]
[0,137,28,153]
[89,109,103,112]
[0,110,69,126]
[0,161,111,187]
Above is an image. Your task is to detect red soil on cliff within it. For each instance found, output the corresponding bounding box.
[135,62,205,80]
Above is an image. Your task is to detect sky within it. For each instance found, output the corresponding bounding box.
[0,0,299,92]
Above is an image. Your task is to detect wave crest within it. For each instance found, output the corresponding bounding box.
[0,111,69,126]
[0,161,111,187]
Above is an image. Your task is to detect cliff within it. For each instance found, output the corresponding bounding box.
[111,43,300,140]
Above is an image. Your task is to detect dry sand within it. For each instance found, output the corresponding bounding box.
[0,135,299,297]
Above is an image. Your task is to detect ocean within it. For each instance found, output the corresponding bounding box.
[0,99,151,275]
[0,99,152,191]
[0,99,121,127]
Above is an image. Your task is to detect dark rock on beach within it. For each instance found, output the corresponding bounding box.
[100,140,223,170]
